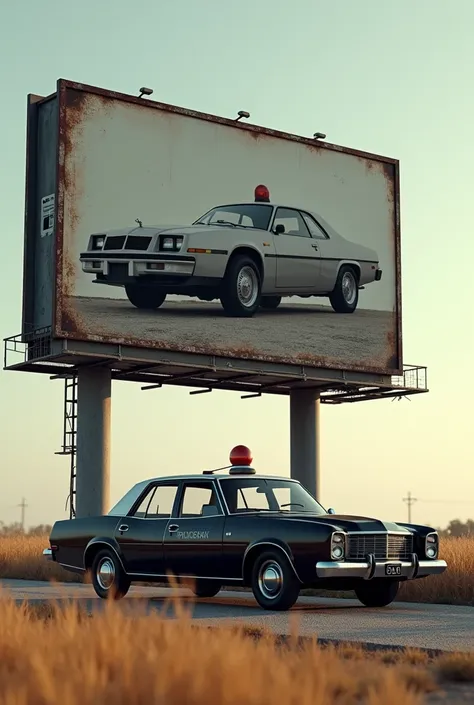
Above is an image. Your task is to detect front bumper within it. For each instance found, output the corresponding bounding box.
[316,554,447,580]
[79,254,195,279]
[43,548,53,561]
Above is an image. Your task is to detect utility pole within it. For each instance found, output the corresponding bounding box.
[403,491,417,523]
[18,497,27,531]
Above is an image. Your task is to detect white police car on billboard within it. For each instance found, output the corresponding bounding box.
[79,185,382,318]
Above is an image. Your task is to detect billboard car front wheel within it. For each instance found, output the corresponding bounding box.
[220,255,262,317]
[125,284,167,310]
[329,265,359,314]
[260,296,282,310]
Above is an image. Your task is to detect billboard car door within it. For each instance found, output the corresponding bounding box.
[272,208,321,289]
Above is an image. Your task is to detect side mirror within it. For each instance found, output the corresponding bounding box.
[274,223,285,235]
[327,507,336,515]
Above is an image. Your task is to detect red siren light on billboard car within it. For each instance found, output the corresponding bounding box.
[229,445,256,474]
[254,184,270,202]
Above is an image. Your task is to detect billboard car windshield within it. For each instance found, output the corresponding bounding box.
[54,83,401,374]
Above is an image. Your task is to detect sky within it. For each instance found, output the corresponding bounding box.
[0,0,473,531]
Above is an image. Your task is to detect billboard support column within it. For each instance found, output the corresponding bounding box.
[75,367,111,517]
[289,389,320,501]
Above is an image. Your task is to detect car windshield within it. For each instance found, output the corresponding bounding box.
[193,204,273,231]
[219,478,327,515]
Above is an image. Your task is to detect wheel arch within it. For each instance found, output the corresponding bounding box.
[335,260,361,283]
[242,540,302,584]
[83,538,126,573]
[226,246,264,280]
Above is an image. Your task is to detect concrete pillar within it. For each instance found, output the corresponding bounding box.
[289,388,321,501]
[75,367,111,517]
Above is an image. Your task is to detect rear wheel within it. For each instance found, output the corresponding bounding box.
[191,579,222,598]
[250,550,300,610]
[220,255,262,317]
[125,284,166,310]
[329,266,359,313]
[354,579,399,607]
[91,548,131,600]
[260,296,281,310]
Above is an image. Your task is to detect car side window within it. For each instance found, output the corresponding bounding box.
[132,484,179,519]
[301,212,328,240]
[178,482,222,518]
[273,208,311,238]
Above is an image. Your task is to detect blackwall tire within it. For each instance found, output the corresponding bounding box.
[125,285,166,310]
[260,296,282,310]
[354,579,399,607]
[91,548,131,600]
[220,255,262,317]
[329,266,359,313]
[250,550,300,611]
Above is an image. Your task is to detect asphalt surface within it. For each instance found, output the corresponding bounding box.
[68,295,395,370]
[2,580,473,653]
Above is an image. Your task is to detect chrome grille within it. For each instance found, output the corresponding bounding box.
[348,533,413,561]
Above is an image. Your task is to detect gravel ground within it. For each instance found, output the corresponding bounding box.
[66,295,396,369]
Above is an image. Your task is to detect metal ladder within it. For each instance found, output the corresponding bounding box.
[55,375,78,518]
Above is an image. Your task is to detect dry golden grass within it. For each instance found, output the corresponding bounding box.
[0,590,437,705]
[1,533,473,606]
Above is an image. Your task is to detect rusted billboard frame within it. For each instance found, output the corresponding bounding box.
[50,78,402,376]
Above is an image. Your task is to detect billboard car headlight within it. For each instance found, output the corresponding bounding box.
[160,235,183,251]
[425,532,439,559]
[330,532,345,560]
[91,235,105,250]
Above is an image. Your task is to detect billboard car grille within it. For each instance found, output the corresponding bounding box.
[348,534,413,560]
[124,236,152,250]
[104,236,126,250]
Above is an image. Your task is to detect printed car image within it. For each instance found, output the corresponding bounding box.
[79,185,382,318]
[44,447,446,612]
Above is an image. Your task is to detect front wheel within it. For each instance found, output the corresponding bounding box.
[220,255,262,317]
[251,550,300,610]
[354,579,399,607]
[329,266,359,313]
[91,548,131,600]
[125,284,166,310]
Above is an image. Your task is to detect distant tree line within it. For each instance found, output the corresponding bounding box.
[1,519,474,538]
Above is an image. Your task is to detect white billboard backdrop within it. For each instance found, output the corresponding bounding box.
[59,91,400,373]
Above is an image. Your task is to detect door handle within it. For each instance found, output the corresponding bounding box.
[168,524,179,533]
[311,244,318,250]
[119,524,129,532]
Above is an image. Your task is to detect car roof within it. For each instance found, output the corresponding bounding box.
[108,473,301,516]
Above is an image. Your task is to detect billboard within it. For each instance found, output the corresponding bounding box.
[22,80,402,375]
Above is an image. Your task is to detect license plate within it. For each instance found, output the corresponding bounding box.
[385,563,402,576]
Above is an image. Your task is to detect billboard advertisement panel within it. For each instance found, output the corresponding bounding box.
[25,80,402,375]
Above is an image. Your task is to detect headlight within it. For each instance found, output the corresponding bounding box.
[331,532,346,560]
[91,235,105,250]
[160,235,183,251]
[425,532,439,559]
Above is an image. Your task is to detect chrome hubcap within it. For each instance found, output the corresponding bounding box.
[97,557,115,590]
[258,560,283,599]
[237,266,258,307]
[341,272,357,305]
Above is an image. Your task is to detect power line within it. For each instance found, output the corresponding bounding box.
[402,491,417,523]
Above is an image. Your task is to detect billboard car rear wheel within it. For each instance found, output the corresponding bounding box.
[91,548,131,600]
[329,265,359,313]
[125,285,166,310]
[220,255,262,317]
[354,579,399,607]
[251,550,300,610]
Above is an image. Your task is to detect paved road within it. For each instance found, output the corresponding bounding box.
[67,295,395,370]
[2,580,473,653]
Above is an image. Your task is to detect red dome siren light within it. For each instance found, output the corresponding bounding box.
[254,184,270,202]
[229,445,256,475]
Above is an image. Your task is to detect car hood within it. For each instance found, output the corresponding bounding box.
[271,513,410,533]
[99,224,259,237]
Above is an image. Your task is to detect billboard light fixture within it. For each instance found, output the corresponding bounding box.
[138,87,154,99]
[313,132,326,140]
[236,110,250,121]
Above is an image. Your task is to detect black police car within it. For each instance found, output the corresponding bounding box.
[44,446,447,611]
